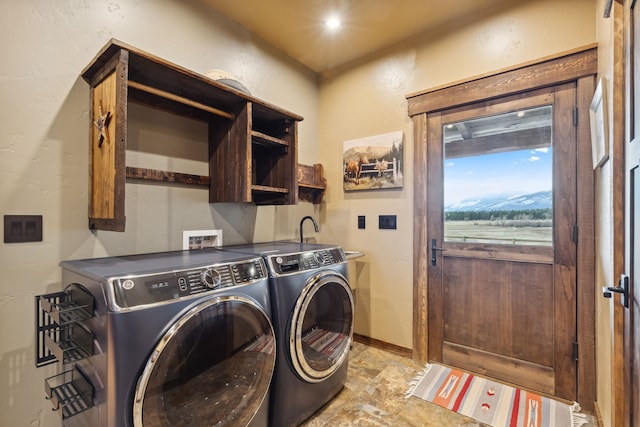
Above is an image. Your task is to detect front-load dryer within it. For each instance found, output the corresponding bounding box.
[221,242,354,427]
[35,249,275,427]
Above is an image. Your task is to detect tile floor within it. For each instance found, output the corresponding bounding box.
[302,342,487,426]
[302,342,597,427]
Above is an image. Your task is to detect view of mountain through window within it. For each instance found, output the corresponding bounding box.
[443,105,553,246]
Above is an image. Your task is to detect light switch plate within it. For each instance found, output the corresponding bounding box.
[379,215,397,230]
[4,215,43,243]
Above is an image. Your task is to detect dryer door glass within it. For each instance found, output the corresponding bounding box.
[133,296,275,427]
[290,272,354,382]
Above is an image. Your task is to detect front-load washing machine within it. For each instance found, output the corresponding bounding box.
[35,249,275,427]
[221,242,354,427]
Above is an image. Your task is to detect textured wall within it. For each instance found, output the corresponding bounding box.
[0,1,318,425]
[0,0,600,425]
[318,0,596,349]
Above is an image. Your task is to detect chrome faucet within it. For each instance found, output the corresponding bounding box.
[300,216,319,243]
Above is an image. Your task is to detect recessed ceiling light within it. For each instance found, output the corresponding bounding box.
[325,15,341,31]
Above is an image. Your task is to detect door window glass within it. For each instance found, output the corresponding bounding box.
[443,105,553,246]
[135,297,275,427]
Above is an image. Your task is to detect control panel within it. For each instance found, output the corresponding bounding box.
[269,248,345,275]
[110,258,266,308]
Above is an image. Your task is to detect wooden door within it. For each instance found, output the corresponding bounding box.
[623,1,640,425]
[427,85,578,400]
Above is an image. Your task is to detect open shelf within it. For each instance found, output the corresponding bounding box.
[35,287,96,367]
[82,39,303,230]
[35,287,97,423]
[44,324,94,365]
[45,367,94,420]
[251,130,289,151]
[251,185,289,193]
[297,163,326,204]
[39,289,95,327]
[125,167,210,187]
[252,185,290,205]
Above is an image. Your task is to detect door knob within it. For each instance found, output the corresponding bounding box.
[602,274,630,308]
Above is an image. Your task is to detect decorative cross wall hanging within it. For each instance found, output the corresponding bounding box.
[94,101,112,148]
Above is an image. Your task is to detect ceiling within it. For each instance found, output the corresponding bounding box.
[200,0,518,73]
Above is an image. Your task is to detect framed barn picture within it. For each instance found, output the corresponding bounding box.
[343,131,404,191]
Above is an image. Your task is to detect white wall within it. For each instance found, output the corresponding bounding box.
[318,0,596,349]
[0,1,318,425]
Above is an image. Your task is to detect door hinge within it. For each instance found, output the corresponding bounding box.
[572,224,579,243]
[573,108,578,126]
[573,342,579,362]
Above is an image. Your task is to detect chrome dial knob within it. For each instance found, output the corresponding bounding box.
[201,268,222,289]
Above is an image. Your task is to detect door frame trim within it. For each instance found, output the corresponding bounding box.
[407,45,597,410]
[621,1,637,425]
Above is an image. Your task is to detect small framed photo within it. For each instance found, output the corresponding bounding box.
[589,78,609,169]
[182,229,223,250]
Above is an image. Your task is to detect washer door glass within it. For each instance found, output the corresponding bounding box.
[290,271,354,382]
[133,296,275,427]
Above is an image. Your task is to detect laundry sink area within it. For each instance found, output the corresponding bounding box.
[344,250,365,293]
[344,250,365,260]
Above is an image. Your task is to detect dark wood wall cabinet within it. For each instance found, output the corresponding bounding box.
[81,39,304,231]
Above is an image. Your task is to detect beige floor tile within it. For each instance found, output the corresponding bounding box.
[302,342,487,427]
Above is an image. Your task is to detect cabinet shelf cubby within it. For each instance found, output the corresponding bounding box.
[297,163,326,204]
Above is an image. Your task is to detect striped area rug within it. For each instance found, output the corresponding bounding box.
[406,364,591,427]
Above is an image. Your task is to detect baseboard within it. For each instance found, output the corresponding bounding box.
[352,333,412,358]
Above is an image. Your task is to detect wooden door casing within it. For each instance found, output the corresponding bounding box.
[408,46,597,409]
[623,1,640,425]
